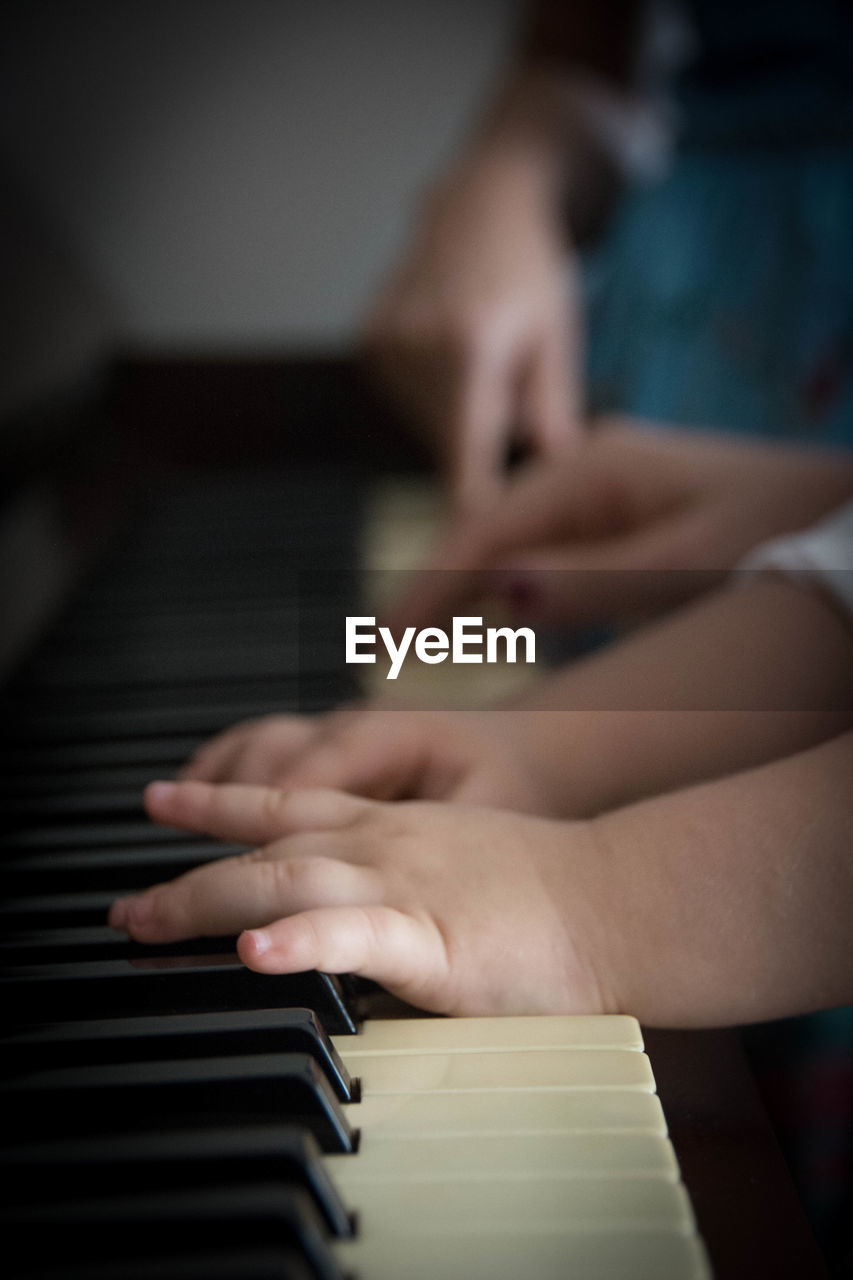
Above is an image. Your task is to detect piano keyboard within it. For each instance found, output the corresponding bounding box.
[1,466,710,1279]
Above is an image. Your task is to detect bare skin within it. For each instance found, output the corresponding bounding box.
[179,572,853,820]
[110,730,853,1028]
[386,419,853,632]
[363,125,582,508]
[362,54,626,508]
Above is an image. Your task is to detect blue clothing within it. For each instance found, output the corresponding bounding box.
[583,0,853,446]
[578,5,853,1266]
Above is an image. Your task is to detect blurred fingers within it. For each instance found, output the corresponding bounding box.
[144,779,374,846]
[179,716,318,784]
[492,507,732,626]
[110,844,382,944]
[278,714,427,800]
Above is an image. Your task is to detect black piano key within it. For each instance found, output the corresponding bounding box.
[27,639,307,688]
[0,925,248,966]
[2,1053,357,1153]
[3,700,293,745]
[23,1249,318,1280]
[4,819,200,851]
[0,890,128,929]
[2,1006,355,1100]
[1,762,183,797]
[2,785,149,821]
[0,954,359,1032]
[2,1125,354,1236]
[1,1184,344,1280]
[56,600,302,640]
[0,735,204,771]
[0,842,246,894]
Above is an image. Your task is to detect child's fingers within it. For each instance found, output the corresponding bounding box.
[381,459,582,632]
[179,717,318,784]
[277,714,426,800]
[144,779,374,846]
[178,725,253,781]
[491,505,733,624]
[110,846,382,944]
[238,904,445,1001]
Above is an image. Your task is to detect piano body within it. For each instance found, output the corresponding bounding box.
[0,356,827,1279]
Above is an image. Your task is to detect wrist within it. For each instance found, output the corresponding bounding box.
[551,814,627,1016]
[504,707,616,819]
[420,135,564,230]
[460,63,675,214]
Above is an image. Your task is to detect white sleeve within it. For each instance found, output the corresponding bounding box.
[738,500,853,620]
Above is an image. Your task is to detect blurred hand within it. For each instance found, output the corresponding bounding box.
[387,419,853,631]
[110,780,607,1017]
[363,153,583,508]
[180,706,556,814]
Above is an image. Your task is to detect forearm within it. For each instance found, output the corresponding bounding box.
[589,730,853,1026]
[509,576,853,815]
[427,1,653,236]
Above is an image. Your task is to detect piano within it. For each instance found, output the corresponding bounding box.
[0,359,827,1279]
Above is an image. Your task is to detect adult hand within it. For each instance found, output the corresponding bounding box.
[387,419,853,631]
[363,150,582,509]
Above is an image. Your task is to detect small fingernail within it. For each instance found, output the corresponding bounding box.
[146,780,176,806]
[244,928,270,956]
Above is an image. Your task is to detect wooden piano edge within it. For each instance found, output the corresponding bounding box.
[642,1027,827,1280]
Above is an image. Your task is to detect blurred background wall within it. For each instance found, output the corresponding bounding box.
[1,0,518,364]
[0,0,520,670]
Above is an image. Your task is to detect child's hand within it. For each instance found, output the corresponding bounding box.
[109,779,610,1018]
[180,707,558,814]
[387,420,853,631]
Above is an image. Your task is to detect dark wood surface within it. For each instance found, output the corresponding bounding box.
[645,1027,827,1278]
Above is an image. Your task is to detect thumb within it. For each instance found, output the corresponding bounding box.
[239,904,445,1007]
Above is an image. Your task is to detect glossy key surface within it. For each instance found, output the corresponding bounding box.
[3,1052,356,1152]
[3,1125,353,1237]
[1,1184,344,1280]
[1,955,357,1031]
[2,1006,354,1099]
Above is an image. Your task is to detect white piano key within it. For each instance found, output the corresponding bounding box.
[345,1174,695,1234]
[326,1131,680,1184]
[347,1088,668,1137]
[336,1228,712,1280]
[342,1048,655,1094]
[336,1013,643,1055]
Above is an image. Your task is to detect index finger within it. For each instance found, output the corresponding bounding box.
[144,780,374,847]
